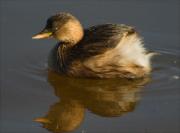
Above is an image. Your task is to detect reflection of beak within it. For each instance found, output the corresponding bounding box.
[32,29,52,39]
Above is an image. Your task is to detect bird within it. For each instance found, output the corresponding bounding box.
[32,12,155,78]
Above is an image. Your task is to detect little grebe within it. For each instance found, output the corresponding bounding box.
[32,12,155,78]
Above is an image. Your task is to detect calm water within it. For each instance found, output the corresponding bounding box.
[0,0,180,133]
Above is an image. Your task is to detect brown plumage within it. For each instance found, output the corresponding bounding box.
[33,12,155,78]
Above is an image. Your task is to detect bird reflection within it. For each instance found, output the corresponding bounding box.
[35,70,150,132]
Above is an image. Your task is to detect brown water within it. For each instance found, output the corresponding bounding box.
[0,0,180,133]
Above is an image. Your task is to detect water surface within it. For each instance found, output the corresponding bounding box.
[0,0,180,133]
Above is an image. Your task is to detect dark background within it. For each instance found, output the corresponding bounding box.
[0,0,180,133]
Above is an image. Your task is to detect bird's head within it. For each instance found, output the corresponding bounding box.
[32,12,83,45]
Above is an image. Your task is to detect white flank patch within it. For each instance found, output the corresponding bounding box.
[116,34,151,68]
[83,33,153,75]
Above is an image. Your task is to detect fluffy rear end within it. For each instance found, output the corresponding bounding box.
[82,33,155,78]
[117,33,154,73]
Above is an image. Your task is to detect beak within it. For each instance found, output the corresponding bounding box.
[34,117,51,124]
[32,29,53,39]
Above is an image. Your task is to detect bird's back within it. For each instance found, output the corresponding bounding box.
[49,24,153,78]
[71,24,135,59]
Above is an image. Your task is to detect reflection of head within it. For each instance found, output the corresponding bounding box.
[35,100,85,132]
